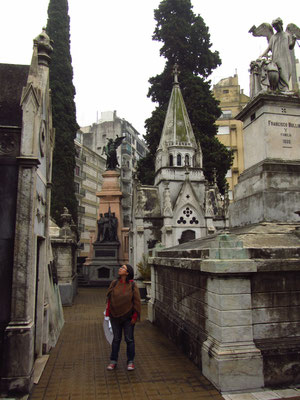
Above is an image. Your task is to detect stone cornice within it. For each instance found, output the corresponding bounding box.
[16,156,40,167]
[236,92,300,121]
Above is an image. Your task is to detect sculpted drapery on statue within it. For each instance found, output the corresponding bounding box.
[249,18,299,97]
[96,208,119,243]
[102,136,125,170]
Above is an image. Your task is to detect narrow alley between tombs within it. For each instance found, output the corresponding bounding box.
[29,288,222,400]
[29,288,300,400]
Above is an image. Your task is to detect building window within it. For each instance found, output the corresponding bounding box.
[169,154,173,166]
[177,154,182,166]
[217,126,230,135]
[223,89,229,94]
[75,165,80,176]
[185,154,190,166]
[219,110,232,120]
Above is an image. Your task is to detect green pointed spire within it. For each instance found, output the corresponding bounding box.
[158,64,197,152]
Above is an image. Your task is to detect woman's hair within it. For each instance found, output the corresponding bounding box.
[125,264,134,281]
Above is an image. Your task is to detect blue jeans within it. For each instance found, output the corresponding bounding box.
[110,316,135,364]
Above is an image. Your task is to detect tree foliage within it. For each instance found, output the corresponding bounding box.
[138,0,233,193]
[46,0,79,225]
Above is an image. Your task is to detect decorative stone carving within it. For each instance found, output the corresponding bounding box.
[249,19,299,96]
[96,208,118,243]
[163,183,173,217]
[135,187,146,218]
[0,131,19,156]
[39,120,46,157]
[34,28,53,67]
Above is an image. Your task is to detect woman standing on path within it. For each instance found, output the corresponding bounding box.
[106,264,141,371]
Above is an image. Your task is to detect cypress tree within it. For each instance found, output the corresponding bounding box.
[137,0,233,192]
[46,0,79,225]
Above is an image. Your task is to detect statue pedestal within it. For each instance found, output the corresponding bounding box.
[83,241,120,286]
[83,170,129,285]
[230,93,300,227]
[96,170,129,263]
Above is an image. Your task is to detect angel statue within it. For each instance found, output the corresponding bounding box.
[249,18,299,97]
[102,136,125,170]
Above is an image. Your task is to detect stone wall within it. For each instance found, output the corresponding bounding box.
[252,271,300,386]
[150,230,300,391]
[154,266,207,368]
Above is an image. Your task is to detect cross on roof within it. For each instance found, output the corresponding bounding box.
[173,63,180,84]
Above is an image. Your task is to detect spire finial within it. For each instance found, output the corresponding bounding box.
[173,63,180,85]
[33,28,53,67]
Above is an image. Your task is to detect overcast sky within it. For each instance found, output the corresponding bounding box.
[1,0,299,136]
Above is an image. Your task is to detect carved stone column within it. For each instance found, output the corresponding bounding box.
[2,157,39,393]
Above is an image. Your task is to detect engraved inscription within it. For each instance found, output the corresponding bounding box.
[268,120,300,149]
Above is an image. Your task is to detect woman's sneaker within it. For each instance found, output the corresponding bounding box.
[127,362,135,371]
[107,363,117,370]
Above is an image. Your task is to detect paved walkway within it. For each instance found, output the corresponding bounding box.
[29,287,223,400]
[29,288,300,400]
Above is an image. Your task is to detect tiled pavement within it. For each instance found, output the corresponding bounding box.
[29,287,300,400]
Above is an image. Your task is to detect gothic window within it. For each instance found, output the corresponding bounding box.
[177,153,182,166]
[169,154,173,166]
[185,154,190,166]
[177,206,199,225]
[177,216,186,224]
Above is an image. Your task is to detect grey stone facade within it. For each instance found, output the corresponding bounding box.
[0,30,64,395]
[150,226,300,391]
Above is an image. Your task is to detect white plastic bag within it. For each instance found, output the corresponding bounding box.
[103,311,113,345]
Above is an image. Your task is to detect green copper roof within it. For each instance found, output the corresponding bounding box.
[158,80,196,151]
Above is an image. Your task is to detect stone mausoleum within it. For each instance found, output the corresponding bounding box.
[0,30,64,395]
[131,65,227,271]
[148,21,300,392]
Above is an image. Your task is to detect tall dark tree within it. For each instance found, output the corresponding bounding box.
[46,0,79,225]
[137,0,233,192]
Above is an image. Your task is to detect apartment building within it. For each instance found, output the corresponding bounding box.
[213,74,249,200]
[75,131,106,259]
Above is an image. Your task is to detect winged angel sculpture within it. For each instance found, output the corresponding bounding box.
[102,136,125,170]
[249,18,300,97]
